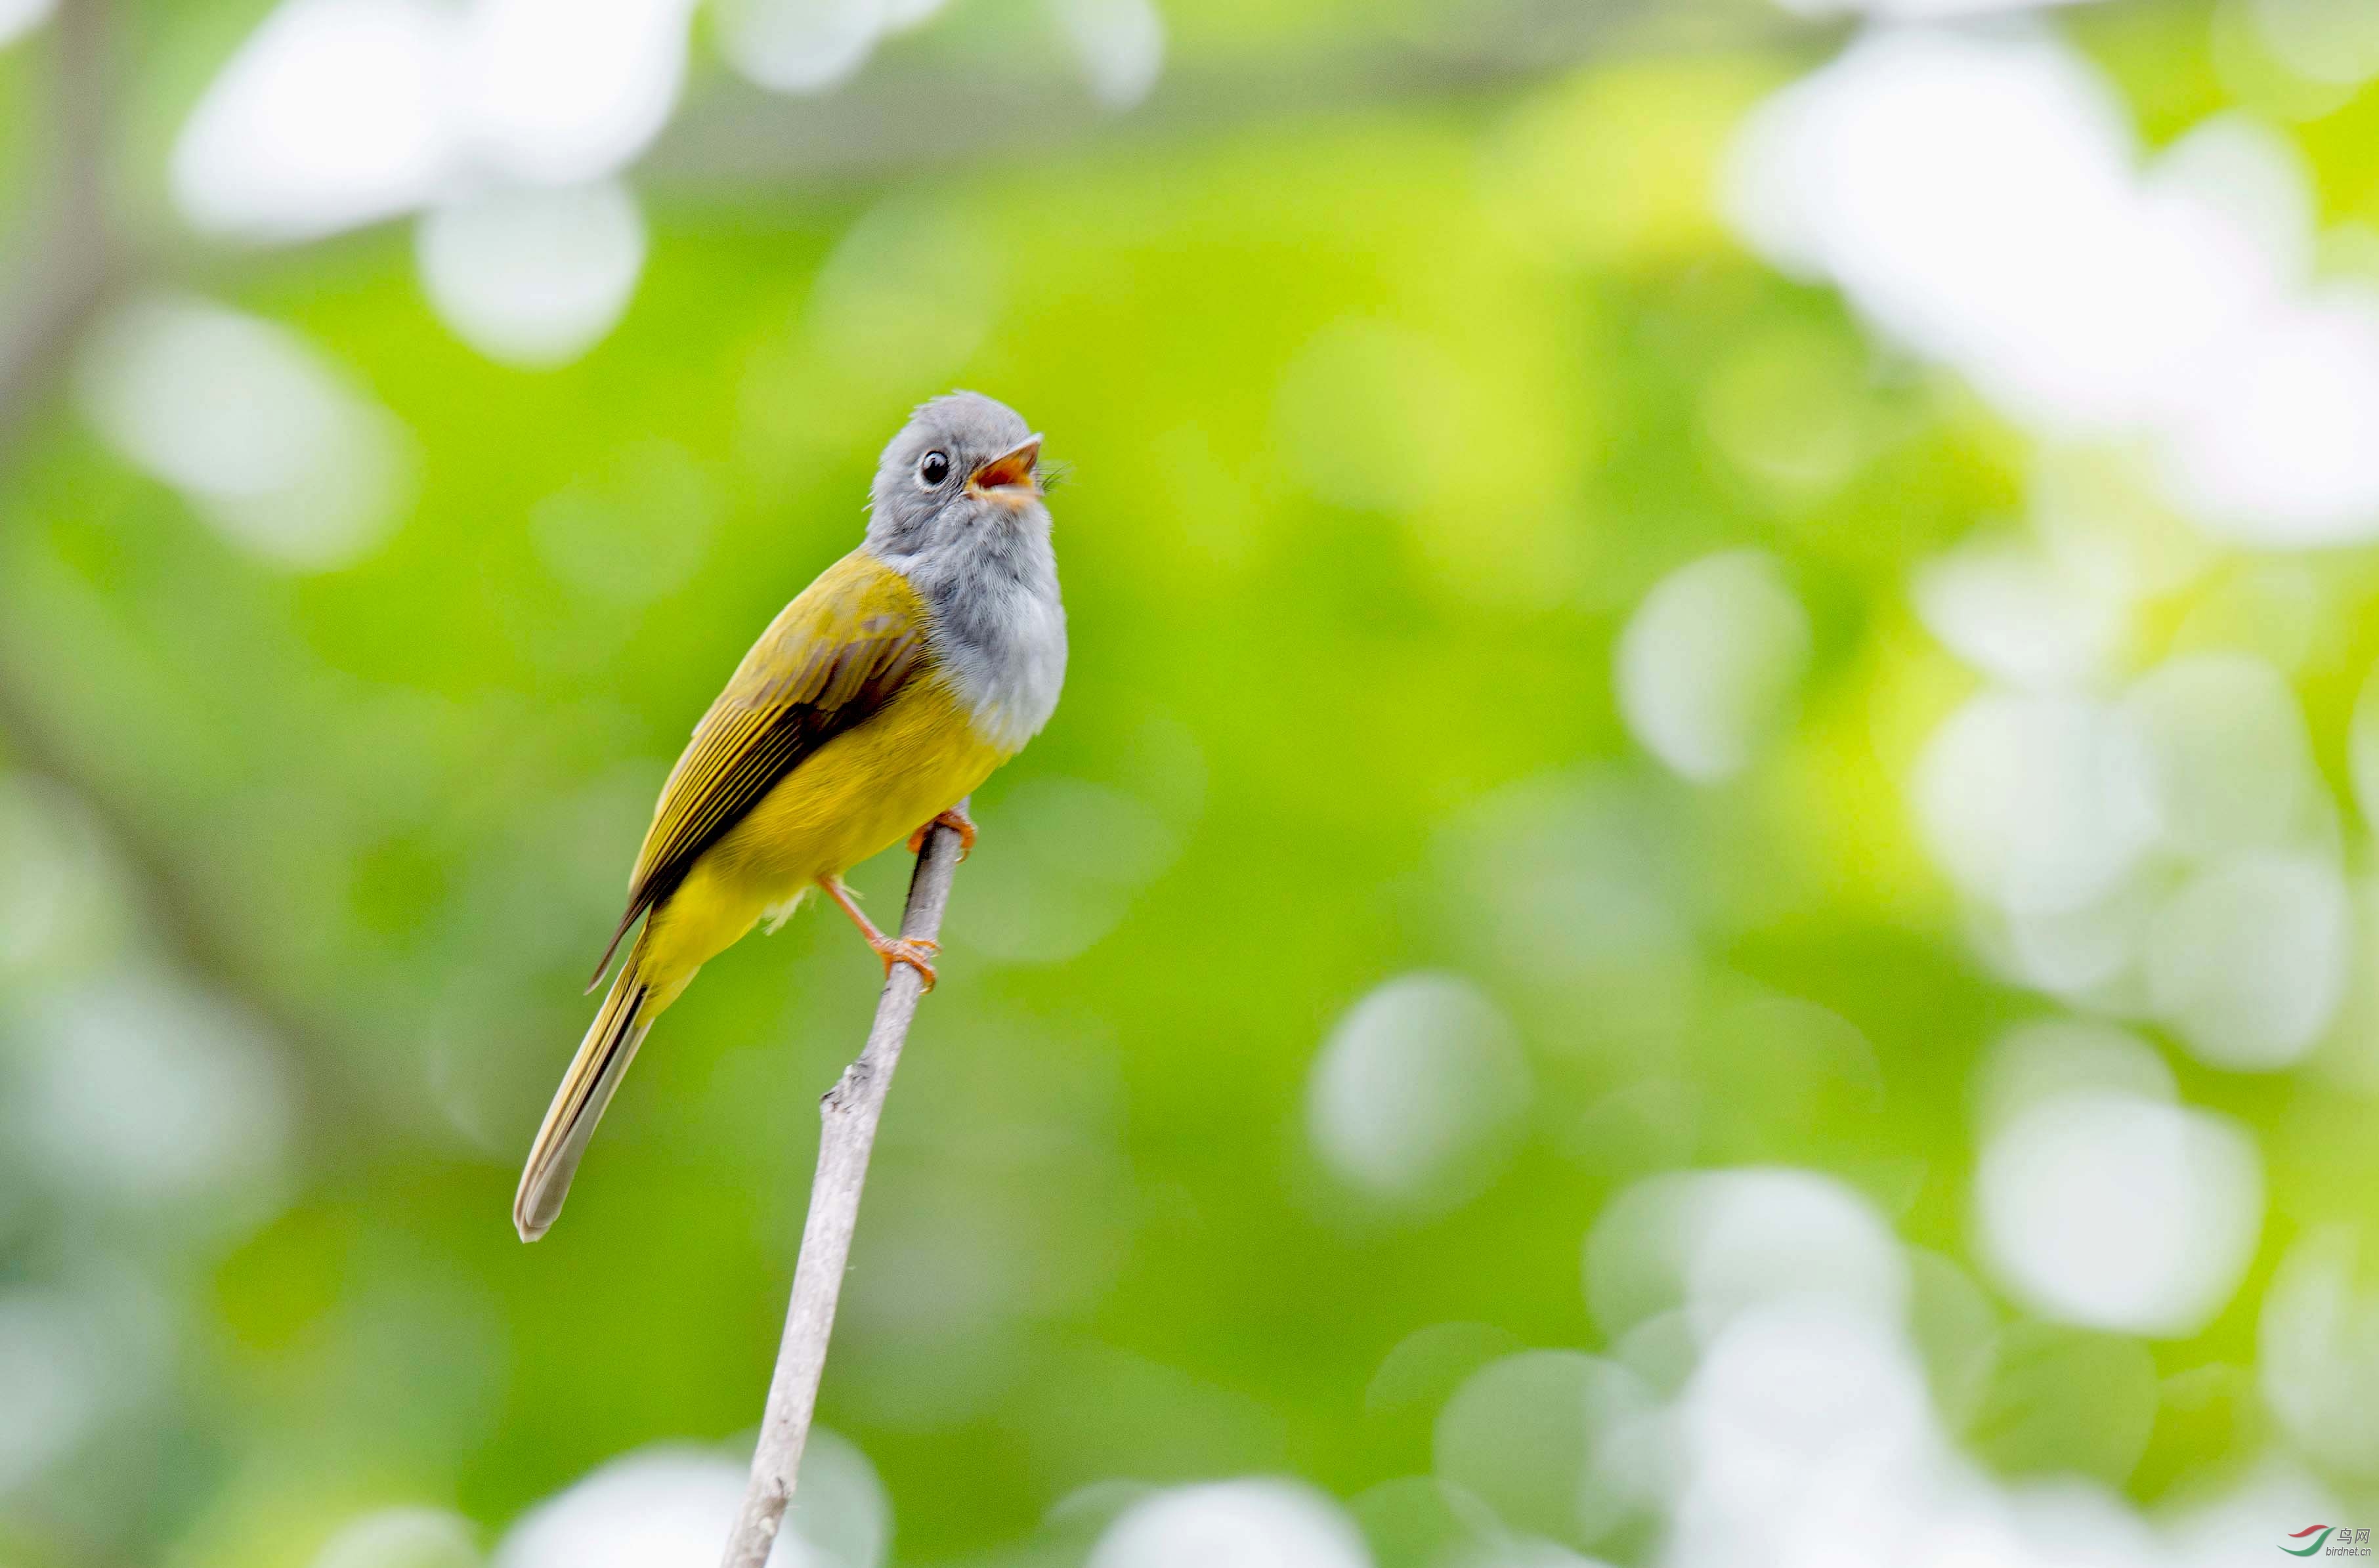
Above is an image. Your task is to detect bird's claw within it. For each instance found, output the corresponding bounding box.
[909,807,978,860]
[872,935,940,990]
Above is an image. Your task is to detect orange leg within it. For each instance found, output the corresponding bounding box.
[817,877,939,989]
[907,803,978,860]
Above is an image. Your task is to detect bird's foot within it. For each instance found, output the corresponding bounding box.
[870,934,940,990]
[818,875,942,988]
[909,805,977,860]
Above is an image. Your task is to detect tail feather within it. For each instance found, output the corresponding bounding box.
[515,950,655,1242]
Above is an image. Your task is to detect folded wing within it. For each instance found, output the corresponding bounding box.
[587,551,928,986]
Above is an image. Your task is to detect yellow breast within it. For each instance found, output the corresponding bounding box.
[626,554,1016,1004]
[709,669,1008,893]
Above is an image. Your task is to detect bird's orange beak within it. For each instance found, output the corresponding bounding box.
[967,435,1042,507]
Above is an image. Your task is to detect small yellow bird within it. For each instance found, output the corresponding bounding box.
[514,392,1067,1241]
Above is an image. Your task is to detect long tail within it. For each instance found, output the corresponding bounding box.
[514,939,657,1242]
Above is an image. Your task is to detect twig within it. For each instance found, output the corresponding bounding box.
[720,806,970,1567]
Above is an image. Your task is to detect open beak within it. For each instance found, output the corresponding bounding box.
[966,435,1042,506]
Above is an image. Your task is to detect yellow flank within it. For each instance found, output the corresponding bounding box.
[633,565,1009,1010]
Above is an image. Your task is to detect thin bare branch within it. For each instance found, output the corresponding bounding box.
[721,807,970,1567]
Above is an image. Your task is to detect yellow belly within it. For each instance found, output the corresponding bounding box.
[637,673,1006,1003]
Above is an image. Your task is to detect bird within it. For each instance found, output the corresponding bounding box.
[513,391,1067,1242]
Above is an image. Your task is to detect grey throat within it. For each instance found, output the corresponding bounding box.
[885,517,1067,755]
[860,391,1070,754]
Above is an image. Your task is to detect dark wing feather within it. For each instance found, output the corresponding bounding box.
[586,556,927,987]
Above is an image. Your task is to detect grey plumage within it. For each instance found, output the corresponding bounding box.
[865,391,1068,752]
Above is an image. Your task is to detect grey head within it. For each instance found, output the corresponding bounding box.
[864,391,1067,752]
[865,391,1046,561]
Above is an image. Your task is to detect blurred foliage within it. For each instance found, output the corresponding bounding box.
[7,0,2379,1565]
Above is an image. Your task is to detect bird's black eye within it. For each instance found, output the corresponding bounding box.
[918,450,951,487]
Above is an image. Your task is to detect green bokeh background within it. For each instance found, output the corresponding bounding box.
[6,0,2379,1563]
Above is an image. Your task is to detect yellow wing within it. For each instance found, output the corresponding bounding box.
[588,550,930,986]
